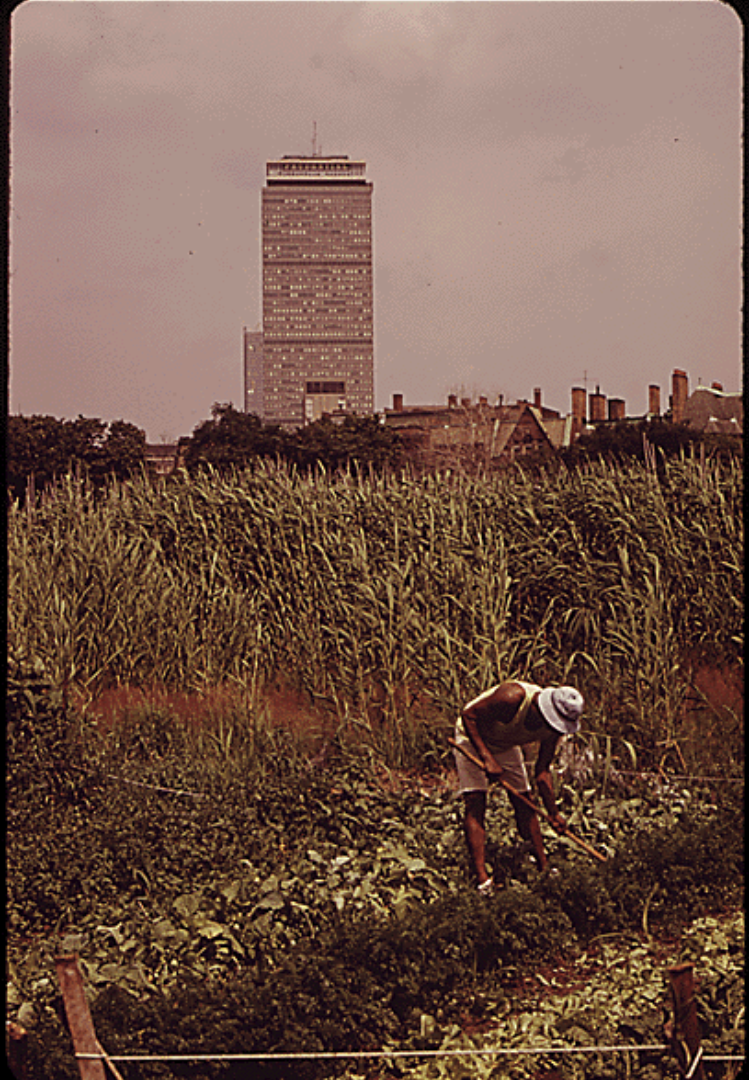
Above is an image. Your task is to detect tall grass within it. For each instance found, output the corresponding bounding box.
[8,453,743,770]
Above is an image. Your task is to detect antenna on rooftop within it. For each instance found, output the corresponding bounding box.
[312,121,318,156]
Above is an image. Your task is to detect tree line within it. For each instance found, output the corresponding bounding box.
[560,416,741,468]
[7,404,740,504]
[6,406,407,502]
[178,403,405,475]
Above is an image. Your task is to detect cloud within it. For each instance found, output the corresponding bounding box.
[342,1,452,73]
[9,1,742,438]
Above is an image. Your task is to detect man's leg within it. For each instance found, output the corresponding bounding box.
[508,793,547,871]
[463,790,491,885]
[453,731,491,888]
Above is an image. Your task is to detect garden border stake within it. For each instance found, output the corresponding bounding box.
[7,1020,28,1080]
[449,737,608,862]
[665,964,707,1079]
[54,955,107,1080]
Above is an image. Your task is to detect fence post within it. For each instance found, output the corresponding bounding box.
[54,955,107,1080]
[665,963,706,1080]
[7,1021,28,1080]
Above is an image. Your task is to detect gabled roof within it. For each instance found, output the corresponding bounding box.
[489,406,524,457]
[490,403,554,457]
[530,408,576,449]
[682,387,743,433]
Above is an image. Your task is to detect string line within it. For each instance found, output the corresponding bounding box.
[76,1042,745,1062]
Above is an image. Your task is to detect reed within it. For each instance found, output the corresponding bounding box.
[8,451,743,771]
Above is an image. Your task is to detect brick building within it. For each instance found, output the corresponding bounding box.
[382,394,565,468]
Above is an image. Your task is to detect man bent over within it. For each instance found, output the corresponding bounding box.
[453,680,583,892]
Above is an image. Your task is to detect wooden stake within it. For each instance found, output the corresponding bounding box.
[665,964,706,1079]
[7,1021,28,1080]
[54,956,107,1080]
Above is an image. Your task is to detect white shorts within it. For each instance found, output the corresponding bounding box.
[453,719,532,794]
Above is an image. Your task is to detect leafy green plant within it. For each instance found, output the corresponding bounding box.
[6,659,743,1080]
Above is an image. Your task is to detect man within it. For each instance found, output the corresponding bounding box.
[453,680,584,892]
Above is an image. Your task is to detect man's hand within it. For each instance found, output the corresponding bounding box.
[483,756,505,782]
[549,813,567,834]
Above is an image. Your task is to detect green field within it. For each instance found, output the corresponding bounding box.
[7,455,744,1077]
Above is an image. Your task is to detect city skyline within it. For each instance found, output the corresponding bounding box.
[9,2,742,443]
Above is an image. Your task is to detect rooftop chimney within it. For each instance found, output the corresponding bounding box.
[608,398,625,421]
[672,369,689,423]
[648,384,661,417]
[711,381,723,391]
[571,386,587,426]
[589,387,607,423]
[533,388,542,409]
[448,394,457,408]
[392,393,403,412]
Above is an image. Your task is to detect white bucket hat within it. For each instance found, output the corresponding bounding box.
[537,686,584,735]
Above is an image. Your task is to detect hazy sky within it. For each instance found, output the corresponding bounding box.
[9,0,742,442]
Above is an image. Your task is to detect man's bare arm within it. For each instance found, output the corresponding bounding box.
[462,713,505,777]
[535,735,566,829]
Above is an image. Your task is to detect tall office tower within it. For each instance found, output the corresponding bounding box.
[243,327,265,416]
[261,155,374,427]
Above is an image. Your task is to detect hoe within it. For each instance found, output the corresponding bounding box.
[449,737,608,863]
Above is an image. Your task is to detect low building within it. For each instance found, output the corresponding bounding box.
[682,384,743,435]
[382,394,559,467]
[145,444,182,476]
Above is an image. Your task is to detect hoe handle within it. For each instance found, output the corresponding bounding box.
[449,737,608,863]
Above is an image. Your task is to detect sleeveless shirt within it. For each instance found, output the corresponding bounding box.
[458,681,549,754]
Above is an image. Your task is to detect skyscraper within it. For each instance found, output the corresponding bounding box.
[260,155,374,427]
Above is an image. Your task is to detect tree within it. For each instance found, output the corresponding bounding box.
[562,419,702,465]
[103,420,148,480]
[7,414,147,502]
[180,403,286,472]
[286,414,405,474]
[7,415,67,498]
